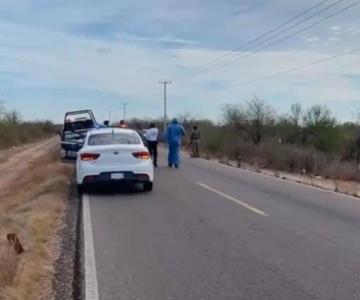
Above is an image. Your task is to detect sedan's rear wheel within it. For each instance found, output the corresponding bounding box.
[143,182,153,192]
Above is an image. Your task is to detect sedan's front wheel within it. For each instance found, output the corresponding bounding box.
[143,182,153,192]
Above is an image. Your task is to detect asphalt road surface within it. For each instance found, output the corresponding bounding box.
[83,152,360,300]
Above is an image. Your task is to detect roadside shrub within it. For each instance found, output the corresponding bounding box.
[0,122,20,147]
[201,126,224,155]
[125,102,360,182]
[233,140,255,160]
[322,161,359,181]
[0,115,57,149]
[0,102,57,149]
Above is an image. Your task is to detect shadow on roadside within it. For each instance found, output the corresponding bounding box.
[61,158,77,164]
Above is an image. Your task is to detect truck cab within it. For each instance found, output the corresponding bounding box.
[61,110,98,159]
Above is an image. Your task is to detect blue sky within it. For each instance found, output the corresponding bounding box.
[0,0,359,123]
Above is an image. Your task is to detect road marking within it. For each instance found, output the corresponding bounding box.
[196,159,360,202]
[83,194,100,300]
[197,182,268,217]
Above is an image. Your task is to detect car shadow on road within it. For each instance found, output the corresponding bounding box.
[84,183,145,196]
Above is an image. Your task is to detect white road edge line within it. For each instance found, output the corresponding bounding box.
[197,182,268,217]
[83,194,100,300]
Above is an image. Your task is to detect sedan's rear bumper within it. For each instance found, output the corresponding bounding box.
[82,171,151,185]
[76,155,154,185]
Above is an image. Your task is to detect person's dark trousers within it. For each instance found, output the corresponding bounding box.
[147,140,158,166]
[191,140,200,158]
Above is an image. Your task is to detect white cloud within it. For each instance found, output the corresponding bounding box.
[1,18,359,116]
[328,36,339,42]
[345,26,358,33]
[116,33,199,45]
[331,26,342,32]
[172,47,360,111]
[0,20,171,98]
[304,37,319,43]
[158,36,199,45]
[0,1,360,121]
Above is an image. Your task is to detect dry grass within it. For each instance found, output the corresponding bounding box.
[230,141,360,182]
[0,118,58,150]
[0,141,73,300]
[0,143,35,164]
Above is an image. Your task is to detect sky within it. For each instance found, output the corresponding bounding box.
[0,0,359,123]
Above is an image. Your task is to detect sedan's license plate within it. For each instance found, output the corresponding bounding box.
[111,173,124,180]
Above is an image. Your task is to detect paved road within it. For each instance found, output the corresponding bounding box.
[83,153,360,300]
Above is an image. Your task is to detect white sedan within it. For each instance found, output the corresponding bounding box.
[76,128,154,192]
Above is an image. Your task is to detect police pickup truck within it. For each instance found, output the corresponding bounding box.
[60,110,102,159]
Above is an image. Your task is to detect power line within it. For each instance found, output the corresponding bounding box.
[234,47,360,86]
[190,0,360,78]
[193,0,347,76]
[192,0,360,77]
[189,0,335,75]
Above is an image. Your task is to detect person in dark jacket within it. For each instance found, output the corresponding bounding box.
[190,125,200,158]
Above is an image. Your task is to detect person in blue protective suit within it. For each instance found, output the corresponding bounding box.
[166,119,186,168]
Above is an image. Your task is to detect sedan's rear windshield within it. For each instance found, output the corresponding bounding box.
[88,132,141,146]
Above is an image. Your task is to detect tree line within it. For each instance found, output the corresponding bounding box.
[129,97,360,181]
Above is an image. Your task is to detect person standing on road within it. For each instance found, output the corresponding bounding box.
[145,123,159,167]
[190,125,200,158]
[166,119,185,168]
[118,120,127,128]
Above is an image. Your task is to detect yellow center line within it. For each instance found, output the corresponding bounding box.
[197,182,269,217]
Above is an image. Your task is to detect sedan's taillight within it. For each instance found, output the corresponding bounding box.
[132,151,150,160]
[80,153,100,161]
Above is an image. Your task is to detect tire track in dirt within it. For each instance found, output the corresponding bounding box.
[0,138,59,199]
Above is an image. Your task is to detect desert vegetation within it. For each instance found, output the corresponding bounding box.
[0,139,73,299]
[0,101,58,149]
[129,97,360,182]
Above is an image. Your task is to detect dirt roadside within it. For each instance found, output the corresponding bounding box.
[0,138,75,299]
[212,155,360,198]
[179,146,360,198]
[0,138,60,199]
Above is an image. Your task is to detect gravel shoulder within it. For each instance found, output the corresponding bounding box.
[0,138,75,299]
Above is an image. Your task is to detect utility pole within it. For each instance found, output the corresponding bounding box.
[108,111,112,124]
[122,103,128,121]
[159,80,171,134]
